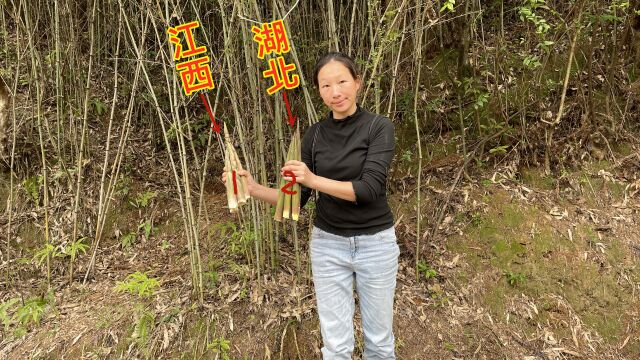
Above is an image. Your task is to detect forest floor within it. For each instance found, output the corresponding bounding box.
[1,141,640,359]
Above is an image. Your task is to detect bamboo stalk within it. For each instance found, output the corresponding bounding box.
[196,88,223,226]
[274,1,319,125]
[327,0,339,51]
[24,0,52,289]
[114,1,205,302]
[5,4,21,287]
[0,2,7,57]
[545,6,584,174]
[161,1,220,299]
[85,5,144,283]
[150,4,207,298]
[184,0,226,233]
[361,0,408,106]
[386,11,407,118]
[218,0,263,285]
[239,0,275,271]
[54,0,62,159]
[70,0,98,284]
[413,0,425,281]
[347,0,358,56]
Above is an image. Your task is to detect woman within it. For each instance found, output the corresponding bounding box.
[222,52,398,359]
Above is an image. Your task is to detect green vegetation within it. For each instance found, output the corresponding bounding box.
[130,191,157,209]
[0,293,56,339]
[114,272,161,298]
[505,271,526,287]
[21,175,43,203]
[417,260,438,280]
[208,336,232,360]
[131,305,156,349]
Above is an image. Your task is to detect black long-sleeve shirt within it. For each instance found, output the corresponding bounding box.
[300,105,395,237]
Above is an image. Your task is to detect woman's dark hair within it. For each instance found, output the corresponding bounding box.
[312,52,360,87]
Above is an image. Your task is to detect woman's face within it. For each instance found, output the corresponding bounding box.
[317,60,361,119]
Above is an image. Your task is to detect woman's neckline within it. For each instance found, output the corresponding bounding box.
[329,104,363,124]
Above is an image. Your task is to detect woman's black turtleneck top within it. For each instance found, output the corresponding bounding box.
[299,105,395,237]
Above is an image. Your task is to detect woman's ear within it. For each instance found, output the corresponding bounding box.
[355,76,362,91]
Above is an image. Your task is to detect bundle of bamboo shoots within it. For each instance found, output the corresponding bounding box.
[224,123,250,213]
[274,126,301,222]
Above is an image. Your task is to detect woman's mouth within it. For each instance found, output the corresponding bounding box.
[333,99,346,107]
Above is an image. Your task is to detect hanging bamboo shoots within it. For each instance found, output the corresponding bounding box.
[291,126,301,221]
[275,126,301,222]
[224,123,250,212]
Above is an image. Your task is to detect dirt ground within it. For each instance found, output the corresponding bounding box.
[2,156,640,359]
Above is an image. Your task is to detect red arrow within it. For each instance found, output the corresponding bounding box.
[282,90,296,128]
[199,93,221,133]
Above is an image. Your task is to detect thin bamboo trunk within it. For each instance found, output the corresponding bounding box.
[112,0,204,302]
[361,0,407,106]
[5,7,21,286]
[275,1,319,126]
[70,0,98,284]
[23,0,52,288]
[413,0,425,280]
[54,0,62,159]
[386,12,407,118]
[347,0,357,56]
[545,6,583,174]
[327,0,339,51]
[85,7,143,283]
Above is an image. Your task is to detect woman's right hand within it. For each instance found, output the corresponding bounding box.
[221,168,256,195]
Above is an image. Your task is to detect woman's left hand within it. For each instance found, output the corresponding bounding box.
[281,160,316,188]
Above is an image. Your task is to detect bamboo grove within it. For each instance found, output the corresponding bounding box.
[1,0,639,303]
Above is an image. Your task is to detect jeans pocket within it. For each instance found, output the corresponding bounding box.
[311,227,332,251]
[375,226,396,243]
[376,227,400,259]
[311,226,326,240]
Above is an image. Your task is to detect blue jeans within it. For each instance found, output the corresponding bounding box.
[310,225,400,360]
